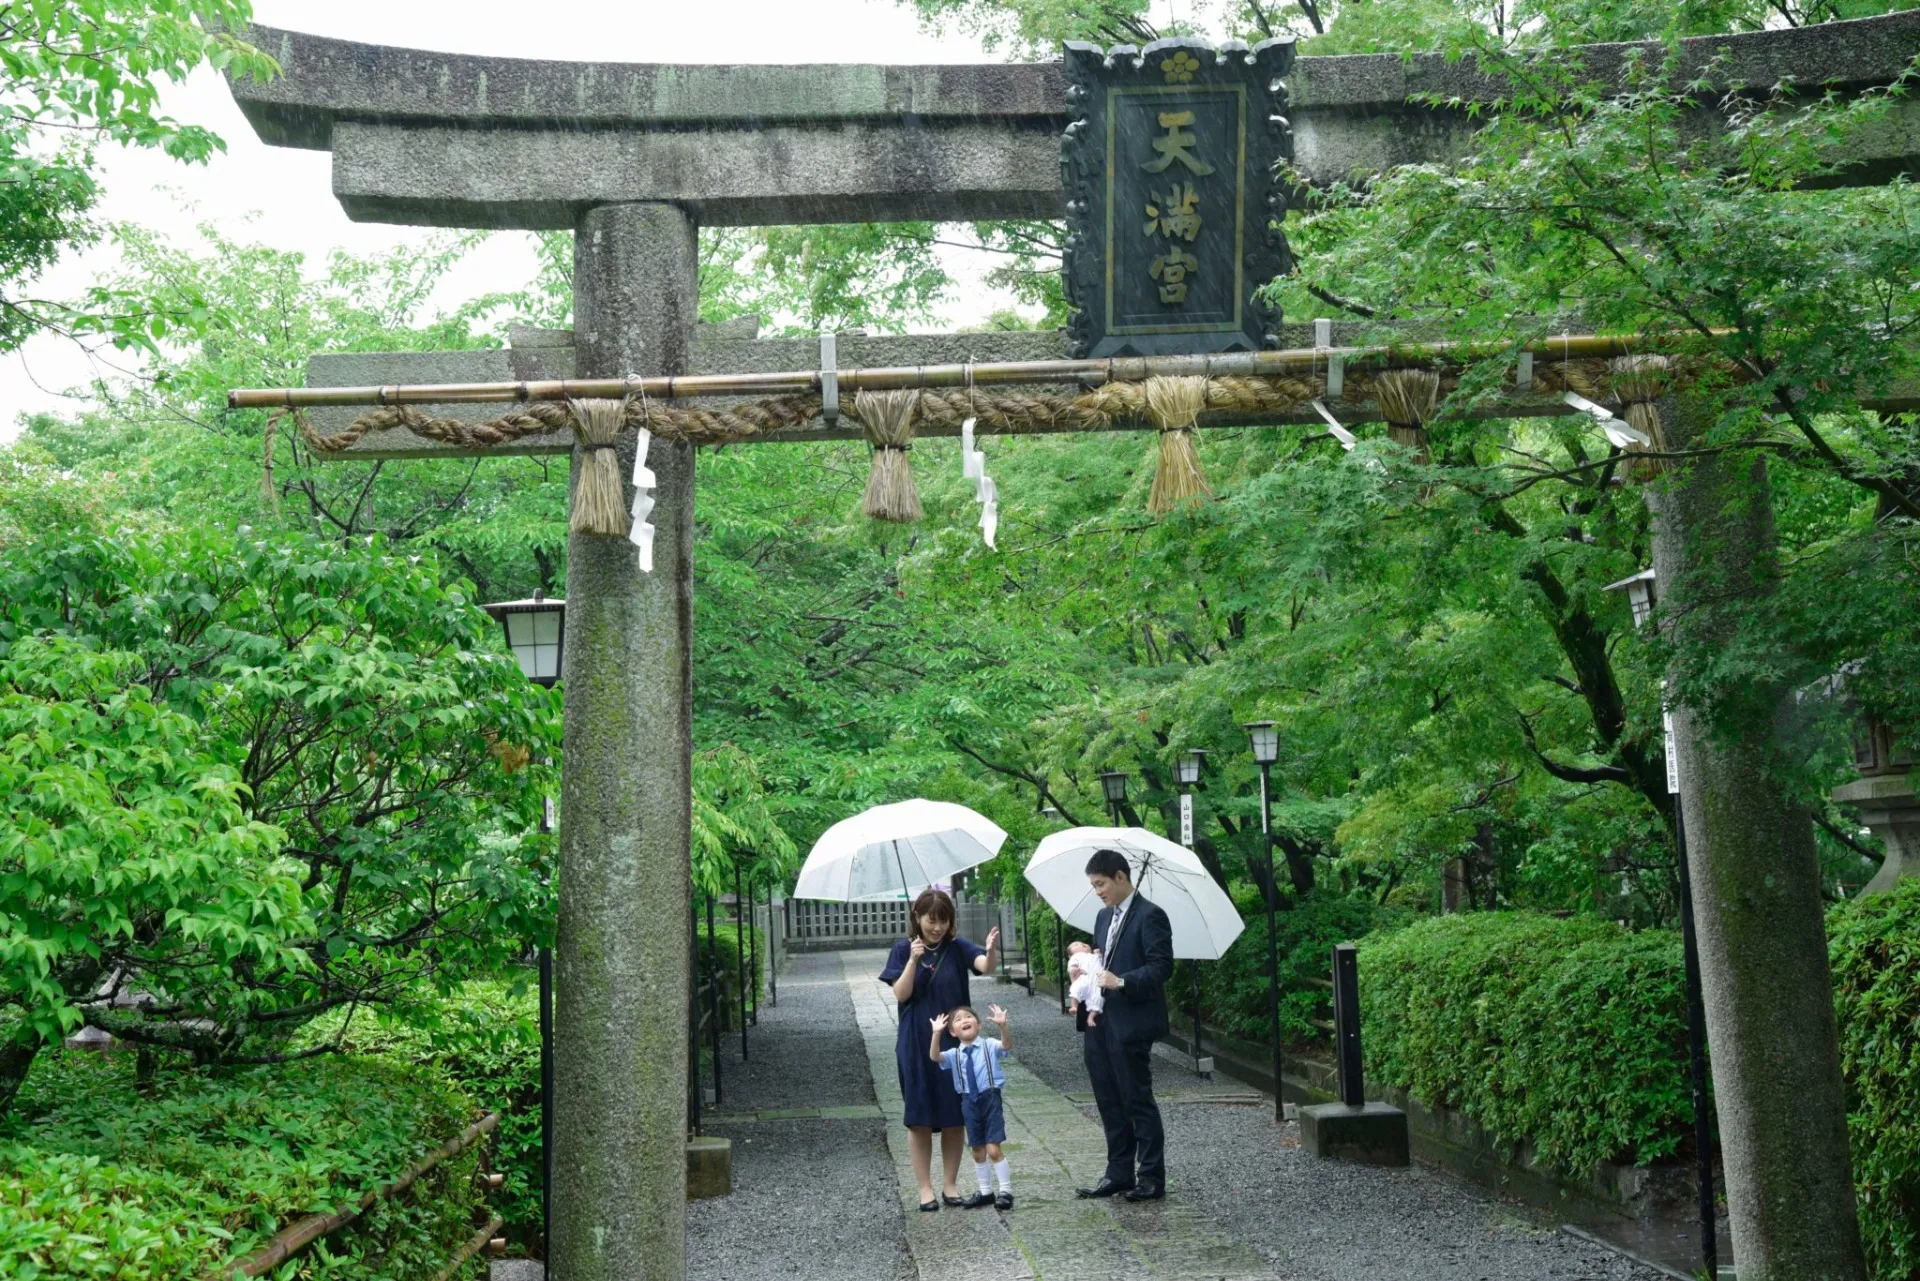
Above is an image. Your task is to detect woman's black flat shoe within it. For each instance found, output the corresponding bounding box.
[919,1199,940,1213]
[942,1193,967,1207]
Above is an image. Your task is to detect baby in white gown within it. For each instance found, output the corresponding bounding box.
[1066,940,1106,1025]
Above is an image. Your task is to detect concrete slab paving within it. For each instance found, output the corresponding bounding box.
[842,950,1281,1281]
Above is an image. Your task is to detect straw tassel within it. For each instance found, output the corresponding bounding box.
[568,398,629,536]
[1375,369,1439,463]
[1145,375,1212,514]
[1610,355,1671,480]
[859,388,922,522]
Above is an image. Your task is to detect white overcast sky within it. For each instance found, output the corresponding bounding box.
[0,0,1029,439]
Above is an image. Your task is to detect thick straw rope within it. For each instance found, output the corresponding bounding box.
[286,361,1622,456]
[1609,355,1672,480]
[568,399,628,536]
[1145,375,1212,513]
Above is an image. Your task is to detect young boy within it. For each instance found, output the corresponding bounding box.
[929,1003,1015,1209]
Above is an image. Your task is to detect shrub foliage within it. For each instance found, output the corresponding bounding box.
[0,1051,488,1280]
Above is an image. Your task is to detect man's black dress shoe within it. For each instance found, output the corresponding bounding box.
[1124,1181,1165,1201]
[1075,1178,1134,1198]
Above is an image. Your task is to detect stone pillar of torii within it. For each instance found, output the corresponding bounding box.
[226,13,1920,1279]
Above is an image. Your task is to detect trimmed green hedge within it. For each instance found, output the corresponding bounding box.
[0,1051,487,1280]
[1360,895,1920,1281]
[1830,877,1920,1281]
[1360,913,1692,1175]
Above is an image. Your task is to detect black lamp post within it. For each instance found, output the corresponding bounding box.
[1606,568,1717,1280]
[1175,748,1208,1073]
[480,591,564,1260]
[1244,720,1284,1123]
[1100,770,1130,825]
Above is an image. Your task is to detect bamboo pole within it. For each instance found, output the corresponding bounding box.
[227,333,1666,411]
[430,1217,506,1281]
[207,1112,501,1280]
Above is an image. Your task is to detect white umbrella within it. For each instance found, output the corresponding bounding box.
[794,799,1008,901]
[1024,826,1244,959]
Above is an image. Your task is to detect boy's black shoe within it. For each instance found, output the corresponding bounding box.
[961,1190,996,1209]
[995,1192,1013,1210]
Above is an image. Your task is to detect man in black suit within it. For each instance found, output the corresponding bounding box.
[1074,848,1175,1201]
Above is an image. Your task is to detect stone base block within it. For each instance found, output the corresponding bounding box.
[688,1135,733,1199]
[1299,1102,1410,1166]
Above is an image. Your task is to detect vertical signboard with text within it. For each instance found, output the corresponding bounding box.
[1062,37,1294,358]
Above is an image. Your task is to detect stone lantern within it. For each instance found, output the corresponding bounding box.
[1832,710,1919,895]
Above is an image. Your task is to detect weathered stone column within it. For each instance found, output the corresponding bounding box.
[1649,396,1866,1281]
[553,201,697,1281]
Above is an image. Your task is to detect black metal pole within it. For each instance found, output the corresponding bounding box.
[539,944,554,1260]
[747,875,760,1026]
[706,892,722,1108]
[1056,915,1067,1014]
[1191,962,1204,1068]
[1674,806,1719,1277]
[1259,760,1284,1124]
[1021,889,1033,998]
[734,862,749,1063]
[768,883,778,1009]
[1331,943,1364,1106]
[689,896,702,1134]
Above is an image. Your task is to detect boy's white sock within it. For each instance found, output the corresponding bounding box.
[974,1161,993,1193]
[993,1160,1012,1193]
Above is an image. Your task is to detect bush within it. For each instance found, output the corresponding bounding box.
[0,1051,489,1280]
[305,982,543,1240]
[1360,912,1692,1175]
[1198,892,1405,1046]
[696,917,768,1011]
[1829,878,1920,1281]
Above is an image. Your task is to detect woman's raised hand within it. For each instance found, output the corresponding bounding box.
[909,936,927,960]
[983,925,1000,953]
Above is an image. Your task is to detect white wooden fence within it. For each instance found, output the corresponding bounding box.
[782,898,1024,956]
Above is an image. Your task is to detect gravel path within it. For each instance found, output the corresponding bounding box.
[685,951,913,1281]
[985,976,1667,1281]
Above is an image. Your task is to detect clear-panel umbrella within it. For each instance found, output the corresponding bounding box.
[794,799,1008,901]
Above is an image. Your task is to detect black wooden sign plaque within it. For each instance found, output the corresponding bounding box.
[1061,37,1295,359]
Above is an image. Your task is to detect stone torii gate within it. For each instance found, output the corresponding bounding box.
[227,13,1920,1281]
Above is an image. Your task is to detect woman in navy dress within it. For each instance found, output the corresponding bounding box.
[879,887,1000,1211]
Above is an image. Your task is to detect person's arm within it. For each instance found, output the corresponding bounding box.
[890,937,925,1003]
[988,1005,1011,1052]
[928,1013,950,1063]
[971,925,1001,975]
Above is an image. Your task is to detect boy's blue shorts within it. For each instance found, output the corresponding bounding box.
[960,1088,1006,1147]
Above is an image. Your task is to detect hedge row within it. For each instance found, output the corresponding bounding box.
[1358,885,1920,1281]
[1360,912,1692,1175]
[0,1051,487,1280]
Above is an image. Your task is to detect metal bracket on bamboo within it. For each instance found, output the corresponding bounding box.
[818,332,839,426]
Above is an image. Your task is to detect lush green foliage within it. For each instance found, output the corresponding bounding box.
[1830,879,1920,1281]
[1197,892,1405,1044]
[0,482,558,1071]
[1361,912,1693,1173]
[305,983,545,1239]
[0,2,275,354]
[0,1050,487,1280]
[0,637,304,1093]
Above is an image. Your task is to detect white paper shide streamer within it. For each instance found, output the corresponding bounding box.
[960,417,997,550]
[629,428,656,573]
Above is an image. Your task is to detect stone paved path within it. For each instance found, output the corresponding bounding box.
[842,951,1281,1281]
